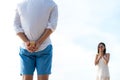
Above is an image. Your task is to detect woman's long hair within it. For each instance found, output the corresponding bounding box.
[97,42,106,55]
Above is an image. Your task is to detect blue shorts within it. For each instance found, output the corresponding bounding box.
[19,44,52,75]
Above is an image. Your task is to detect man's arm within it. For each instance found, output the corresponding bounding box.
[34,5,58,50]
[14,10,24,34]
[14,10,34,52]
[17,32,29,43]
[35,29,52,50]
[17,32,35,52]
[47,5,58,31]
[14,10,29,43]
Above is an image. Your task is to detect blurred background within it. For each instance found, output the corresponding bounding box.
[0,0,120,80]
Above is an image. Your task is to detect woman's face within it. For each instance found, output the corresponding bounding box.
[98,44,105,52]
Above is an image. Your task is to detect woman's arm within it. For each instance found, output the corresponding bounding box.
[94,54,101,65]
[103,53,110,64]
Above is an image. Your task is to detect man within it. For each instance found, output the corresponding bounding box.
[14,0,58,80]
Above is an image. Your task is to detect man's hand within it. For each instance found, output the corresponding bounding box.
[25,41,36,53]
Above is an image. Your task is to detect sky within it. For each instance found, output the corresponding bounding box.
[0,0,120,80]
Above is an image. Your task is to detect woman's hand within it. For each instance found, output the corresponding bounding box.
[95,54,102,65]
[97,55,102,60]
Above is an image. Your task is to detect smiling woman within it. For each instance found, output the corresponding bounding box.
[95,42,110,80]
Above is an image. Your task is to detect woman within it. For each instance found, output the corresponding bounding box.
[94,42,110,80]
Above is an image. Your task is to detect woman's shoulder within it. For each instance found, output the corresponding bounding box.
[106,53,110,56]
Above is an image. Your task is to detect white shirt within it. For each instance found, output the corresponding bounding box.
[14,0,58,51]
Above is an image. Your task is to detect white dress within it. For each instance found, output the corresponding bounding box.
[96,56,110,80]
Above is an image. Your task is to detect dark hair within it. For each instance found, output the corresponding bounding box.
[97,42,106,55]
